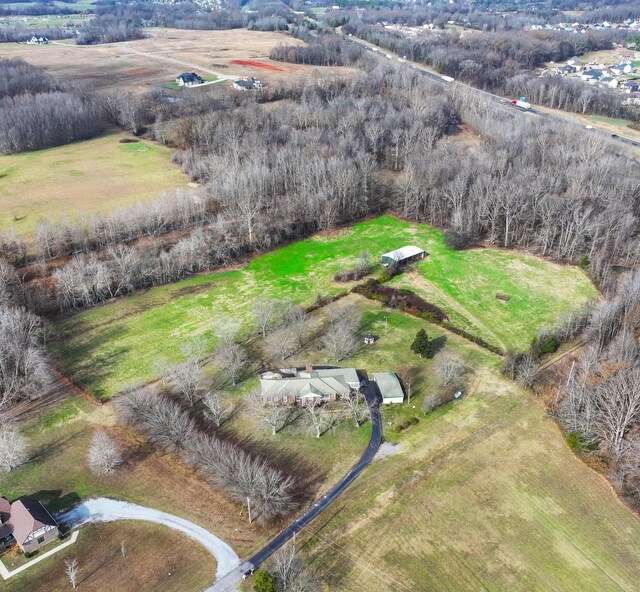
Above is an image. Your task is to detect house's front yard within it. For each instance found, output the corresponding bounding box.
[6,521,217,592]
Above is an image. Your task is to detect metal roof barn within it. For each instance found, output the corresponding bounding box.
[372,372,404,404]
[380,245,426,266]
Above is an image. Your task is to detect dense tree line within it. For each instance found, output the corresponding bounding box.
[0,261,50,414]
[270,31,363,66]
[117,388,297,522]
[557,271,640,509]
[0,27,71,41]
[0,59,101,154]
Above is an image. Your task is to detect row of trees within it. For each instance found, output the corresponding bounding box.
[116,389,298,522]
[557,272,640,507]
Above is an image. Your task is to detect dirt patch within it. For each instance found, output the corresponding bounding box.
[229,59,285,72]
[172,282,214,297]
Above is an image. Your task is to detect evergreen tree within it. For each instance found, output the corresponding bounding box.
[411,328,432,359]
[253,570,277,592]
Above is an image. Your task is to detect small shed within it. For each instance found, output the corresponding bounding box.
[364,333,376,345]
[373,372,404,404]
[380,245,426,267]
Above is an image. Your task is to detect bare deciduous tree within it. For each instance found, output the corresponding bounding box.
[303,402,326,438]
[65,558,79,589]
[0,421,27,473]
[88,430,122,475]
[270,540,319,592]
[342,390,370,428]
[266,325,299,362]
[202,389,231,428]
[245,389,291,436]
[164,358,202,407]
[422,393,441,414]
[434,352,463,386]
[215,342,247,386]
[253,297,280,338]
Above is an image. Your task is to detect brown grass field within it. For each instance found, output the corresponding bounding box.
[302,369,640,591]
[0,28,358,92]
[0,131,190,239]
[6,521,217,592]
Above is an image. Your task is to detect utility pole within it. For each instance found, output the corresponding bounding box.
[247,497,252,524]
[384,314,388,334]
[408,382,411,404]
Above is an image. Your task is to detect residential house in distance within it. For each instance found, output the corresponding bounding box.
[373,372,404,404]
[232,76,265,90]
[380,245,427,266]
[175,72,204,87]
[260,366,360,405]
[0,498,60,554]
[26,35,49,45]
[581,68,604,82]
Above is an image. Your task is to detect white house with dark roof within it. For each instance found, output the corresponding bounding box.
[175,72,204,87]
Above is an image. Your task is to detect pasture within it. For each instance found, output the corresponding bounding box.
[0,28,354,93]
[51,215,597,399]
[303,369,640,591]
[0,132,189,239]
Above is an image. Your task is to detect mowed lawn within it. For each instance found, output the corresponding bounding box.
[51,215,597,398]
[0,131,189,239]
[304,370,640,592]
[6,521,217,592]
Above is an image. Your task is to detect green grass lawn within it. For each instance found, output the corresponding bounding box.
[0,132,189,240]
[51,215,596,398]
[587,114,632,126]
[302,367,640,591]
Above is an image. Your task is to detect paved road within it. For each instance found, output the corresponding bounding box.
[345,36,640,149]
[207,380,383,591]
[58,498,241,579]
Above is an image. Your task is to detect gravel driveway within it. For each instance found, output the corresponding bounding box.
[58,498,240,579]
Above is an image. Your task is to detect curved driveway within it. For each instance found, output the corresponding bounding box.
[58,498,240,579]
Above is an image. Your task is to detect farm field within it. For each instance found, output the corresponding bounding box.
[0,14,91,29]
[390,234,598,351]
[6,521,217,592]
[0,28,357,93]
[0,131,189,239]
[303,368,640,591]
[51,215,597,399]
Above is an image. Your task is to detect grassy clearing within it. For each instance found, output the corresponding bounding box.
[51,215,596,398]
[0,131,189,239]
[6,521,216,592]
[587,114,632,126]
[302,369,640,591]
